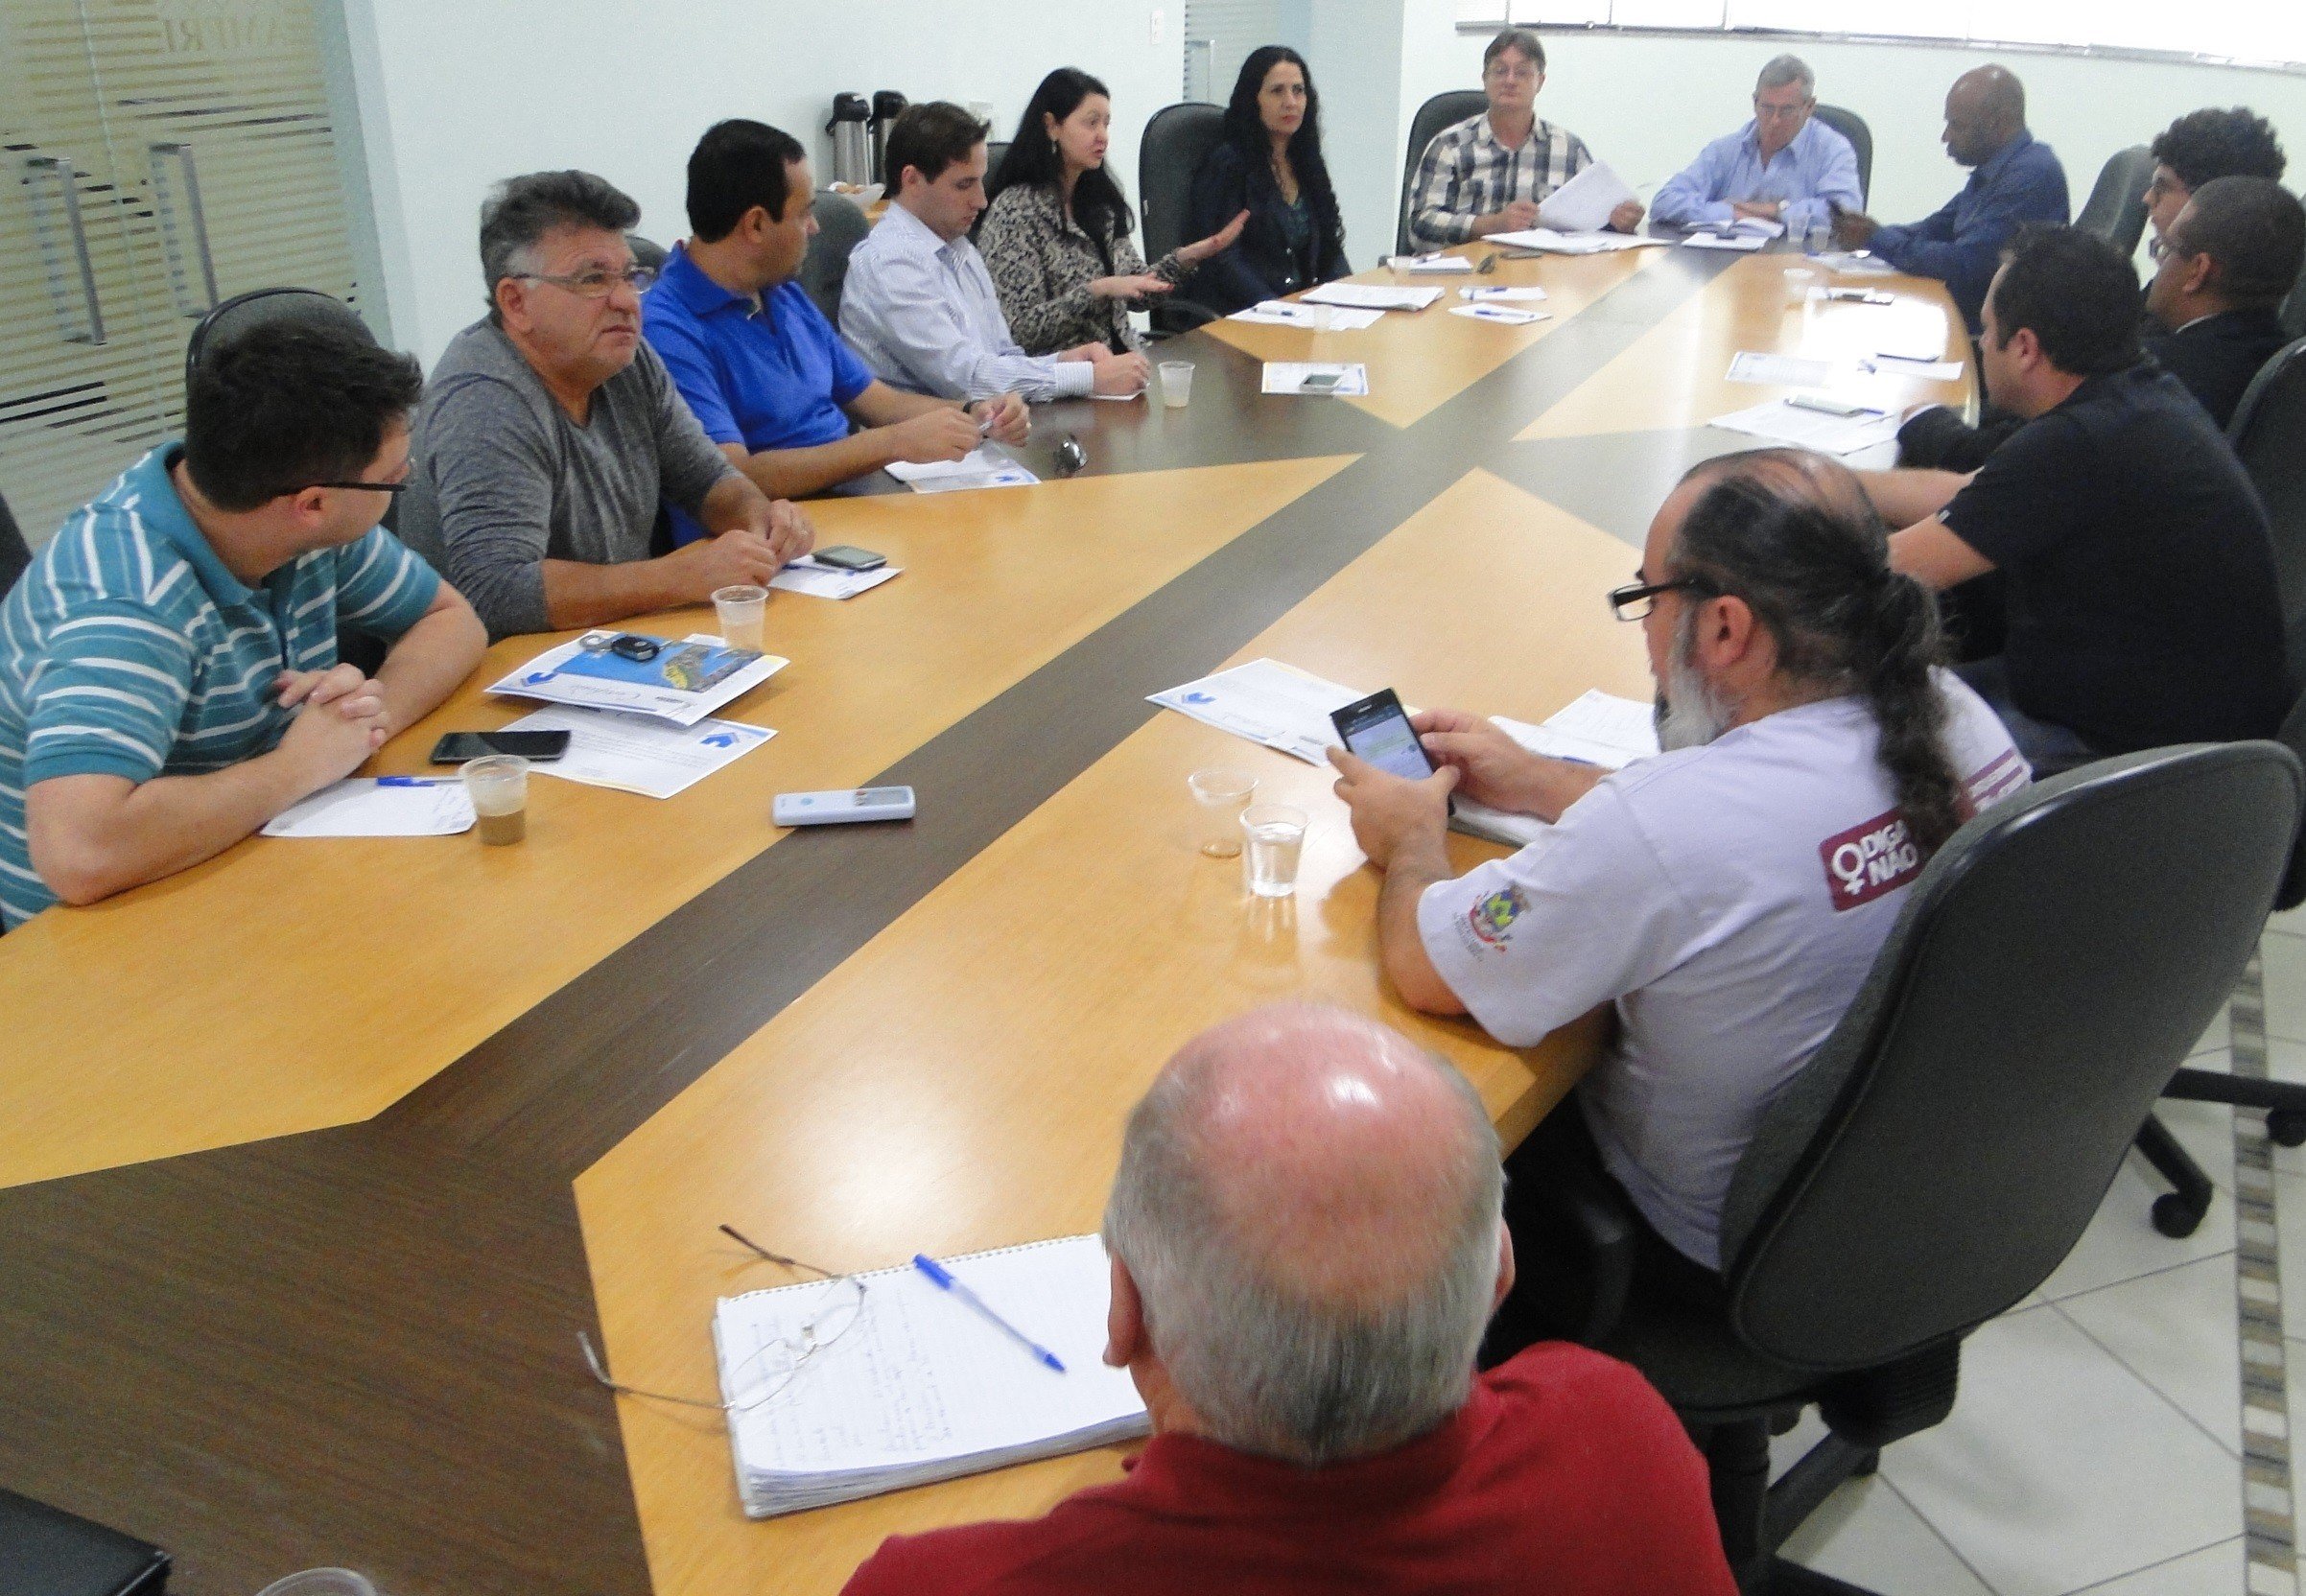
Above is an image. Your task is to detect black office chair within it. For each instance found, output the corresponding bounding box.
[1139,102,1228,335]
[1503,743,2301,1592]
[1396,89,1490,256]
[2140,340,2306,1232]
[2075,146,2155,258]
[0,484,29,602]
[1810,105,1872,208]
[625,231,669,273]
[984,140,1010,181]
[799,192,871,327]
[2282,265,2306,342]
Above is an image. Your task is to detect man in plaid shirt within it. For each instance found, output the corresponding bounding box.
[1407,30,1644,247]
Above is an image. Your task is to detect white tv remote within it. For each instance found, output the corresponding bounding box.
[773,786,916,826]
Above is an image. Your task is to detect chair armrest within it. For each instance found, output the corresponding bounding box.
[1148,298,1224,338]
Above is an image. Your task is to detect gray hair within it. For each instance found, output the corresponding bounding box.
[1100,1037,1503,1467]
[478,169,640,321]
[1756,54,1815,97]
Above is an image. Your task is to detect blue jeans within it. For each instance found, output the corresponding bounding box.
[1955,656,2104,775]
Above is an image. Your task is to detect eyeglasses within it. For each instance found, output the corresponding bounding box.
[1607,572,1716,622]
[520,264,657,297]
[577,1225,869,1413]
[306,479,409,495]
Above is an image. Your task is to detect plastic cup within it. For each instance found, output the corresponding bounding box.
[712,585,768,653]
[1158,361,1194,409]
[460,754,529,846]
[1804,220,1831,257]
[254,1573,377,1596]
[1782,267,1819,308]
[1241,804,1308,898]
[1188,767,1258,857]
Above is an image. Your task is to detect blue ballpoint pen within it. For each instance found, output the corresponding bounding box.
[912,1254,1067,1373]
[375,776,438,786]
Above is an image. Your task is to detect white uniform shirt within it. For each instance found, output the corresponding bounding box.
[1418,672,2028,1268]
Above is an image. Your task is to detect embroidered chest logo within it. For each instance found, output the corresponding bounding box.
[1468,884,1529,949]
[1819,810,1923,911]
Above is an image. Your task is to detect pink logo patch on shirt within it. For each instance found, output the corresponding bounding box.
[1820,810,1923,910]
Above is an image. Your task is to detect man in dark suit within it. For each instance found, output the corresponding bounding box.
[2141,176,2303,428]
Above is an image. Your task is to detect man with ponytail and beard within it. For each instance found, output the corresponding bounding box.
[1329,449,2026,1274]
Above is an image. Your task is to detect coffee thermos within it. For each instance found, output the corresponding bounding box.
[826,92,871,188]
[869,91,908,186]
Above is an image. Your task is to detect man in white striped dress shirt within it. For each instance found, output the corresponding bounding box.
[0,319,483,926]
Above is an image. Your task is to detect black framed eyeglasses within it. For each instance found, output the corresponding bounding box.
[308,480,409,495]
[1607,573,1715,622]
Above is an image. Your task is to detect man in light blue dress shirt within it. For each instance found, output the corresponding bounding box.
[1651,56,1861,236]
[842,102,1149,403]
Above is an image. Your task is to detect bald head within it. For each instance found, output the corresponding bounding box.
[1103,1004,1505,1465]
[1944,65,2026,167]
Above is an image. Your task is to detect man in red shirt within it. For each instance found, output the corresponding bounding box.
[841,1004,1736,1595]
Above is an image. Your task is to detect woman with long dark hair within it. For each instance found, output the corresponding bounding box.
[979,67,1246,356]
[1186,46,1350,315]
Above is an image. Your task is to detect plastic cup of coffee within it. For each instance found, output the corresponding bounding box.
[713,585,769,653]
[1159,361,1195,409]
[1188,767,1258,857]
[253,1573,377,1596]
[461,754,529,846]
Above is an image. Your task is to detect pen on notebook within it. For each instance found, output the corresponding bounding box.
[912,1253,1067,1372]
[375,776,439,786]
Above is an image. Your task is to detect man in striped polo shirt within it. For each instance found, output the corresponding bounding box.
[0,320,486,926]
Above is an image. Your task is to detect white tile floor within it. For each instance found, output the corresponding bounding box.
[1771,927,2306,1596]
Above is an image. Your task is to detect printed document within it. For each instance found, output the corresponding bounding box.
[262,779,475,838]
[1727,351,1835,387]
[490,633,787,728]
[502,705,774,800]
[885,447,1039,493]
[1681,231,1769,251]
[1535,161,1637,232]
[1452,692,1661,847]
[1710,397,1901,455]
[1448,303,1548,326]
[1228,301,1383,331]
[1460,285,1548,302]
[1301,282,1444,312]
[1487,227,1665,255]
[771,557,901,599]
[1149,658,1361,763]
[1261,362,1370,396]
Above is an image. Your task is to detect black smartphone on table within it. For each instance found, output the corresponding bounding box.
[1330,689,1452,811]
[429,730,572,763]
[811,545,887,572]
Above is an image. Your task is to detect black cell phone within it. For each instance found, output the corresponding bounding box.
[429,730,571,763]
[1330,690,1451,810]
[812,544,886,573]
[1299,371,1343,394]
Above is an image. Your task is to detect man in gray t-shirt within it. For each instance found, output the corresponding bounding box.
[398,170,812,639]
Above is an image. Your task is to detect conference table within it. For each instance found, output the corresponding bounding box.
[0,240,1971,1596]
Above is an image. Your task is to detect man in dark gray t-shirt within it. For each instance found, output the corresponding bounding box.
[398,169,812,640]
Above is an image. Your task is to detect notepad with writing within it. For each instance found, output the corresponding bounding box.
[713,1233,1150,1517]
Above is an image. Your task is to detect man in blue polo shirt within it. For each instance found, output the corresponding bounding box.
[0,320,485,925]
[644,118,1031,517]
[1830,65,2068,332]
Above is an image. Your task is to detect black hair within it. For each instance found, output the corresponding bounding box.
[1483,28,1545,72]
[1222,46,1344,255]
[987,68,1135,267]
[480,170,640,321]
[2151,106,2288,193]
[687,119,809,242]
[1671,450,1965,855]
[885,101,992,190]
[2169,175,2306,308]
[1988,224,2142,377]
[183,320,423,513]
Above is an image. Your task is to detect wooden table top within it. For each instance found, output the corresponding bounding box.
[0,239,1974,1596]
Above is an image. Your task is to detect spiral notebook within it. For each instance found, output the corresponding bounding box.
[712,1233,1149,1517]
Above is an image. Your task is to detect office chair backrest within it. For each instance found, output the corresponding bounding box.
[0,484,28,601]
[1397,90,1491,256]
[1718,742,2301,1372]
[799,192,872,326]
[2283,264,2306,341]
[1140,102,1227,265]
[2231,338,2306,700]
[2076,145,2155,258]
[625,232,668,273]
[183,287,375,389]
[1810,105,1872,207]
[985,141,1010,181]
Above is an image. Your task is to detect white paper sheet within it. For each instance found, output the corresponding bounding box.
[1228,301,1384,331]
[1727,351,1835,387]
[1459,285,1549,302]
[1535,161,1637,232]
[489,634,788,728]
[1726,216,1788,238]
[1447,303,1549,326]
[771,557,902,599]
[1810,249,1897,275]
[1260,362,1370,396]
[1709,397,1901,455]
[1391,251,1475,272]
[1682,231,1769,251]
[262,778,475,837]
[1487,227,1665,255]
[1861,355,1964,381]
[1147,658,1362,763]
[1300,282,1444,311]
[501,705,774,800]
[885,447,1039,492]
[1450,693,1661,847]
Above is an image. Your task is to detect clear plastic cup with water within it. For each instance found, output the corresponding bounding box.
[254,1572,377,1596]
[1159,361,1194,409]
[1241,804,1307,898]
[712,584,768,654]
[1188,767,1258,857]
[1804,220,1831,257]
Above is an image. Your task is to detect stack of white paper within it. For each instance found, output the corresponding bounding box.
[1488,228,1665,256]
[1301,282,1444,312]
[502,705,775,800]
[1682,231,1769,252]
[1391,251,1475,273]
[1709,397,1900,455]
[716,1235,1148,1517]
[1451,692,1659,847]
[1148,658,1360,763]
[1260,363,1370,396]
[490,633,788,728]
[885,447,1038,493]
[262,779,475,837]
[1535,162,1636,232]
[1227,301,1383,331]
[771,556,901,599]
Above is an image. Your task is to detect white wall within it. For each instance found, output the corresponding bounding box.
[1308,0,1413,268]
[1392,7,2306,253]
[340,0,1185,368]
